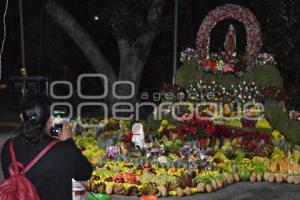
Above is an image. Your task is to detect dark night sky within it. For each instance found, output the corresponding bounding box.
[0,0,298,93]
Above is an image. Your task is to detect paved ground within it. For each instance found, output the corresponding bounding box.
[111,182,300,200]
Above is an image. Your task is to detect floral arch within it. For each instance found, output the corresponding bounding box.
[196,4,262,68]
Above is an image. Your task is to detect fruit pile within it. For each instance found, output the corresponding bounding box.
[75,115,300,198]
[83,158,300,197]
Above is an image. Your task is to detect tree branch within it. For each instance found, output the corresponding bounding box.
[117,38,132,69]
[135,0,165,52]
[46,0,117,82]
[147,0,166,24]
[117,0,165,85]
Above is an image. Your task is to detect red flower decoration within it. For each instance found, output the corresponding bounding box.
[203,59,217,72]
[190,127,198,135]
[199,138,208,147]
[124,131,133,143]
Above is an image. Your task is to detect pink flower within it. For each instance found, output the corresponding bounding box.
[223,63,234,72]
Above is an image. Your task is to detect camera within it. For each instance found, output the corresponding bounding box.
[50,107,68,137]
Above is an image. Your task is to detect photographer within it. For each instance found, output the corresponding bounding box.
[1,94,92,200]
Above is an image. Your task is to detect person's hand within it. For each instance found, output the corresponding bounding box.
[58,121,73,141]
[45,116,54,135]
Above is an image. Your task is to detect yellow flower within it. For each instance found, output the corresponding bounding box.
[158,126,163,132]
[167,124,175,130]
[161,120,169,126]
[119,119,128,126]
[272,130,285,140]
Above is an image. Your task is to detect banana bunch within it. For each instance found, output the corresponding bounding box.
[85,146,104,165]
[93,167,117,180]
[75,135,97,147]
[209,150,229,163]
[140,183,158,195]
[194,171,219,185]
[75,136,104,165]
[215,160,234,173]
[271,147,286,161]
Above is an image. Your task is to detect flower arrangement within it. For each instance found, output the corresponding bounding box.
[196,4,262,68]
[180,49,241,74]
[202,52,238,73]
[76,116,300,198]
[74,3,300,197]
[175,114,216,141]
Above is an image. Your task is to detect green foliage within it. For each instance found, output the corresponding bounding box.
[242,64,283,87]
[232,127,273,135]
[98,0,167,40]
[265,100,300,144]
[174,60,203,88]
[147,114,162,131]
[175,61,283,88]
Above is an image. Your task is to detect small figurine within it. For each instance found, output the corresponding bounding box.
[131,123,146,149]
[224,24,237,63]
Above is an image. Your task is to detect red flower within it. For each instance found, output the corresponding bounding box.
[199,138,208,147]
[189,127,198,135]
[204,124,215,137]
[203,59,217,72]
[251,142,258,149]
[124,131,133,143]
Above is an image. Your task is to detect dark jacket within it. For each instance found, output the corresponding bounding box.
[1,135,93,200]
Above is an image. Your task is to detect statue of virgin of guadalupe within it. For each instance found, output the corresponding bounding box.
[224,24,237,63]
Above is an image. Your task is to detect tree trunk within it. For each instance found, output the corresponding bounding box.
[117,0,165,101]
[45,0,165,116]
[46,0,117,106]
[117,34,155,100]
